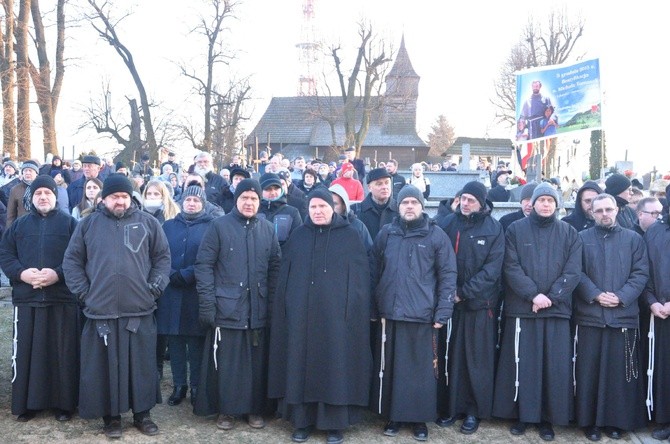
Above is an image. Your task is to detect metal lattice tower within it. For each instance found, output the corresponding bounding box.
[296,0,319,96]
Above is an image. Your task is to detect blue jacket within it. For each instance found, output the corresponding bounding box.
[156,211,213,336]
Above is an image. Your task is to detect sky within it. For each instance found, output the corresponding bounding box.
[53,0,670,175]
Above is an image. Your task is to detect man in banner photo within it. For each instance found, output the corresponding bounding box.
[517,59,601,141]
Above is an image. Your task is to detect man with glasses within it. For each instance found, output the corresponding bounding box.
[635,197,663,235]
[574,193,648,441]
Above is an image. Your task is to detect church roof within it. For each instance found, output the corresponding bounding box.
[387,35,419,78]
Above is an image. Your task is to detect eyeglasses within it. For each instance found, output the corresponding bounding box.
[592,207,616,215]
[640,210,662,218]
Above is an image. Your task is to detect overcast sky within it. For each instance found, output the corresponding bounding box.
[55,0,668,174]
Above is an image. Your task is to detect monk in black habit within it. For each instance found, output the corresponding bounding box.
[268,188,371,444]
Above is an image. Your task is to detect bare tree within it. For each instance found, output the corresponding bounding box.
[15,0,31,160]
[0,0,16,158]
[87,0,158,160]
[426,114,456,157]
[211,77,250,164]
[179,0,240,153]
[331,22,392,157]
[28,0,66,157]
[491,9,585,176]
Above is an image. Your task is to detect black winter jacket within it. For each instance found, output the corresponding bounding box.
[258,196,302,246]
[195,207,281,330]
[0,209,77,305]
[562,180,602,232]
[439,208,505,312]
[575,224,648,328]
[352,194,398,242]
[643,217,670,307]
[503,211,582,319]
[63,205,171,319]
[372,214,456,325]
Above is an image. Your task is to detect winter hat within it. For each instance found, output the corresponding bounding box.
[307,187,335,209]
[31,174,58,195]
[234,178,262,202]
[397,184,425,208]
[115,161,127,171]
[328,184,350,214]
[21,160,40,174]
[230,167,250,180]
[531,181,560,205]
[182,184,207,204]
[49,169,63,179]
[366,167,392,184]
[460,181,487,207]
[340,162,354,175]
[82,155,101,165]
[519,181,539,202]
[604,173,632,196]
[3,160,18,172]
[102,173,134,199]
[259,172,282,190]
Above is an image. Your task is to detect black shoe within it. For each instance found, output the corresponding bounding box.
[510,421,527,435]
[327,430,343,444]
[16,410,37,422]
[412,422,428,442]
[584,426,601,442]
[103,417,123,439]
[652,423,670,440]
[133,417,159,436]
[603,426,623,440]
[537,422,555,441]
[291,427,311,443]
[167,386,188,406]
[460,415,480,434]
[383,421,401,437]
[436,413,465,427]
[54,409,72,422]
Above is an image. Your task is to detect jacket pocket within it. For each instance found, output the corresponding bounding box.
[215,285,243,321]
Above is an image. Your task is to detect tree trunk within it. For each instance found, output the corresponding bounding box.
[0,0,16,158]
[15,0,31,160]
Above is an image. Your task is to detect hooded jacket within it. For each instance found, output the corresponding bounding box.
[258,194,302,246]
[372,214,456,325]
[0,208,78,305]
[562,180,602,232]
[575,224,648,328]
[63,204,171,319]
[329,184,373,251]
[503,210,582,319]
[439,205,505,312]
[195,206,281,330]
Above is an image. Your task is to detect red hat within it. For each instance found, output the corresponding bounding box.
[340,162,354,174]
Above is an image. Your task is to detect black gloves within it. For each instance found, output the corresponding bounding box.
[199,306,216,329]
[148,281,163,299]
[169,272,188,287]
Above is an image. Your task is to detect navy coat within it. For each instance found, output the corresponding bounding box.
[157,211,213,336]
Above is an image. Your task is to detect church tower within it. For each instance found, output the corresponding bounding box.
[383,35,420,135]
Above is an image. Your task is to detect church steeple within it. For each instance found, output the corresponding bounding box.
[383,35,420,135]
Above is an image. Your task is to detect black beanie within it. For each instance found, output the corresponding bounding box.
[259,172,282,190]
[307,187,335,209]
[102,173,134,199]
[460,181,487,207]
[234,178,262,202]
[605,173,632,196]
[31,174,58,196]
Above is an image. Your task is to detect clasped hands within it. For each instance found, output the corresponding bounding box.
[20,268,58,289]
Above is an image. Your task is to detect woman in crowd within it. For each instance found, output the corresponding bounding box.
[71,177,102,220]
[298,169,319,195]
[407,163,431,199]
[142,179,180,225]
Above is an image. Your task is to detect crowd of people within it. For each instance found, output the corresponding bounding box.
[0,149,669,444]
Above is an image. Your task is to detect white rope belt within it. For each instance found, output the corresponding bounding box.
[444,318,452,386]
[646,314,655,420]
[513,317,521,402]
[213,327,222,370]
[378,318,387,414]
[11,307,18,383]
[572,325,579,396]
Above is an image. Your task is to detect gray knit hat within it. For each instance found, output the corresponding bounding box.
[519,181,539,202]
[397,184,424,208]
[182,184,207,204]
[20,160,40,174]
[531,182,560,205]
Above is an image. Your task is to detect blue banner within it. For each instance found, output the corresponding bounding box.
[515,58,601,143]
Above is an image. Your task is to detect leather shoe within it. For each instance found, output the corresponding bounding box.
[460,415,480,434]
[412,422,428,441]
[537,422,555,441]
[603,426,623,440]
[510,421,527,435]
[652,424,670,440]
[383,421,401,437]
[133,417,159,436]
[584,426,601,441]
[16,410,37,422]
[326,430,344,444]
[291,427,311,443]
[248,414,265,429]
[436,413,465,427]
[103,418,123,439]
[216,414,235,430]
[54,409,72,422]
[167,386,188,406]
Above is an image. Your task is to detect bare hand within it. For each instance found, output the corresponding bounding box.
[454,294,462,303]
[433,322,443,329]
[596,292,620,308]
[20,268,41,287]
[532,294,552,313]
[35,268,59,288]
[651,302,669,319]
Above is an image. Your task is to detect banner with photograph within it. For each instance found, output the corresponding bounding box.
[515,58,601,144]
